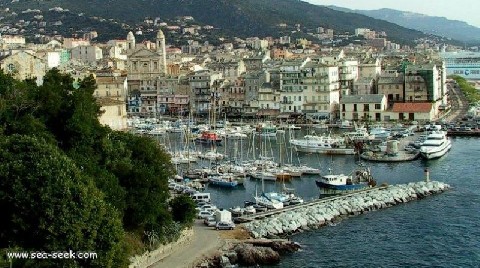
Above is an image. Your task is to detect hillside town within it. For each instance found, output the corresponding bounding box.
[0,13,476,131]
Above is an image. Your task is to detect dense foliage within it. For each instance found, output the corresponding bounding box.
[0,135,126,268]
[451,75,480,105]
[0,70,176,267]
[170,195,197,226]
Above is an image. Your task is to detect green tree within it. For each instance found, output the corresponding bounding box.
[170,195,197,226]
[105,132,175,231]
[0,135,126,267]
[0,71,54,142]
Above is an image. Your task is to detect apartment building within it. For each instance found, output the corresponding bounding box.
[340,94,387,122]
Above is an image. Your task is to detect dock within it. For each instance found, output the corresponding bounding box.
[239,181,451,239]
[447,130,480,136]
[235,186,385,223]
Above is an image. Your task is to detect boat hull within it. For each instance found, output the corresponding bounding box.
[420,141,452,159]
[209,179,238,188]
[315,180,369,191]
[294,146,355,155]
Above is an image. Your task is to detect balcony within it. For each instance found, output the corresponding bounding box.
[306,100,329,104]
[280,100,293,104]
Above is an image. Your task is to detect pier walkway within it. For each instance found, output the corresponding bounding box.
[236,186,387,223]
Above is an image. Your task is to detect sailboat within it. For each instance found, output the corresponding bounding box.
[254,179,284,210]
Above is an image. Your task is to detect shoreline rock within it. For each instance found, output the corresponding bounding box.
[196,239,300,268]
[243,181,450,239]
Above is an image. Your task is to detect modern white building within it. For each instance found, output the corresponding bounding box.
[440,51,480,80]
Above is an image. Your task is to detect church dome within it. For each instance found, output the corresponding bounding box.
[127,31,135,40]
[156,29,165,39]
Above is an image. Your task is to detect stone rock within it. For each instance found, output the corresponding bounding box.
[234,244,280,266]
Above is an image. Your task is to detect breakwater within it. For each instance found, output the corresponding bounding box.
[243,181,450,239]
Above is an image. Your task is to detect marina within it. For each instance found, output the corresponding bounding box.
[132,116,478,268]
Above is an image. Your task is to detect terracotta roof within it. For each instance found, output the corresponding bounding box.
[392,103,432,113]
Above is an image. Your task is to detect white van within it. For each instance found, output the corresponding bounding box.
[191,193,211,203]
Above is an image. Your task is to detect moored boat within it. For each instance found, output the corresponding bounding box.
[195,131,222,145]
[290,134,355,155]
[315,167,376,195]
[419,131,452,159]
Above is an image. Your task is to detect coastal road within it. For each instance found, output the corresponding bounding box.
[443,81,469,122]
[149,220,223,268]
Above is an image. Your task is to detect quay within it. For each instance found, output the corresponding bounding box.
[240,180,450,239]
[447,130,480,136]
[235,186,386,223]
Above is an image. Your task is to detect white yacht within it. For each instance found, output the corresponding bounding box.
[419,131,452,159]
[289,134,355,155]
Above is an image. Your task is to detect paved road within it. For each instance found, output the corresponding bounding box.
[149,220,223,268]
[443,82,470,122]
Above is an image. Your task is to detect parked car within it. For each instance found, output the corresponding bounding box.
[215,221,235,230]
[203,216,216,227]
[200,204,218,212]
[197,211,214,219]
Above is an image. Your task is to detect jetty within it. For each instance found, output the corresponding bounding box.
[240,181,450,238]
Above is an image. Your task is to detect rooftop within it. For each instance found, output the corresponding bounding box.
[392,102,432,113]
[341,94,384,104]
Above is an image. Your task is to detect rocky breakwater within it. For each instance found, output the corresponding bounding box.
[243,181,450,239]
[197,239,301,268]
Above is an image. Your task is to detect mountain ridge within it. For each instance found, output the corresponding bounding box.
[328,6,480,43]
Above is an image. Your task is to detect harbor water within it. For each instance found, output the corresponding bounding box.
[160,130,480,267]
[275,137,480,268]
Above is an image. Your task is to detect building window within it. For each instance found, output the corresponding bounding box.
[364,104,369,111]
[342,104,345,112]
[7,63,15,72]
[375,104,381,109]
[353,104,357,112]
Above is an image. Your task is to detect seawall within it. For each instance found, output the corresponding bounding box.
[243,181,450,239]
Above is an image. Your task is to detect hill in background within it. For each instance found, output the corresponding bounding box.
[0,0,430,45]
[329,6,480,44]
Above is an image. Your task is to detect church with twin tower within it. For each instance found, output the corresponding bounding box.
[126,29,168,115]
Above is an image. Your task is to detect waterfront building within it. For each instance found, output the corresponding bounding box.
[354,77,375,95]
[377,72,405,104]
[188,69,223,116]
[388,102,435,121]
[404,63,447,115]
[340,94,387,122]
[338,59,359,96]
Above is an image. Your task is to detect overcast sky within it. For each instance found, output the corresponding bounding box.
[306,0,480,28]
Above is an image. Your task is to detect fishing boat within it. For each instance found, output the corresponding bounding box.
[289,134,355,155]
[255,122,277,137]
[195,131,222,145]
[208,174,239,188]
[315,166,376,195]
